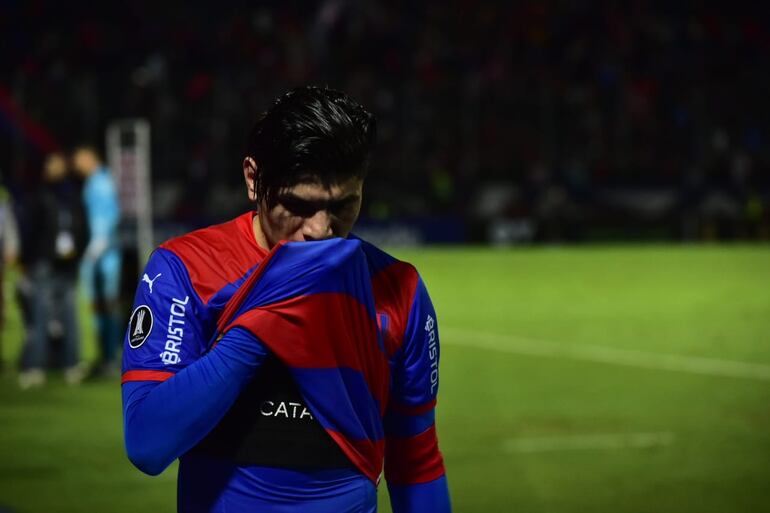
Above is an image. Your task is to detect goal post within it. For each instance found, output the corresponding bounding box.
[106,119,153,271]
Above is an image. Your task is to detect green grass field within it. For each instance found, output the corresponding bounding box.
[1,245,769,512]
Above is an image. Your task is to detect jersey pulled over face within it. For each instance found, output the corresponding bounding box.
[257,177,363,247]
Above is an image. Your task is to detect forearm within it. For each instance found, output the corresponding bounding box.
[122,327,268,475]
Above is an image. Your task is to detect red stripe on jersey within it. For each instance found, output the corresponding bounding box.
[215,240,286,334]
[227,292,390,410]
[121,370,175,384]
[326,429,385,484]
[161,212,268,305]
[389,398,437,416]
[371,261,419,357]
[384,425,446,485]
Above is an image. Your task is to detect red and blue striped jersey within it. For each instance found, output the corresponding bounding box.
[121,212,447,508]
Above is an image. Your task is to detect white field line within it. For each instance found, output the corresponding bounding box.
[441,327,770,381]
[503,432,675,453]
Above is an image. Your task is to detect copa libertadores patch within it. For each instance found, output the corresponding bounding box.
[128,305,153,349]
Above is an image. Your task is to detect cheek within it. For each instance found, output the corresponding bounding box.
[265,208,304,240]
[333,204,362,236]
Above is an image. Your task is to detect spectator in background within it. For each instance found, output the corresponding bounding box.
[18,154,87,388]
[0,173,20,370]
[72,146,122,378]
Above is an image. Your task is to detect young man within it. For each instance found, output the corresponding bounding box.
[122,87,451,512]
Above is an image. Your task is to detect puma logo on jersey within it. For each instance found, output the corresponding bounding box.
[142,273,162,293]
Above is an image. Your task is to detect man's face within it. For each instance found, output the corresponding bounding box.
[256,176,364,246]
[44,154,67,182]
[72,149,98,177]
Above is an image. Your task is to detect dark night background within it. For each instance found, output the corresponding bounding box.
[2,0,769,243]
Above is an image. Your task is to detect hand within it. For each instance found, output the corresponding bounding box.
[84,238,109,261]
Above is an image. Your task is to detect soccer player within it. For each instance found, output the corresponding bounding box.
[122,87,451,512]
[73,146,122,376]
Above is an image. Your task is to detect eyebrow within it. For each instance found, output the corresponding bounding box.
[277,192,360,212]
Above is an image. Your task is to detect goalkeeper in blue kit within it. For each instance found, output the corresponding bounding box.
[121,86,451,512]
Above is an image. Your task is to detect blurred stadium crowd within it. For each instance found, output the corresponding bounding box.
[1,0,769,242]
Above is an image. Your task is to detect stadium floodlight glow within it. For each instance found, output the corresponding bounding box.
[106,119,153,269]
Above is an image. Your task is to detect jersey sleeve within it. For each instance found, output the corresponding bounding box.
[122,327,270,475]
[121,248,210,383]
[384,275,450,512]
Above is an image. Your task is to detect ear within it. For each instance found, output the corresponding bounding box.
[243,157,258,202]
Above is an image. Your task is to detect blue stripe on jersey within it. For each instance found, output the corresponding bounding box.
[229,239,377,323]
[206,263,260,311]
[353,235,399,276]
[291,366,385,442]
[390,276,440,408]
[383,408,436,438]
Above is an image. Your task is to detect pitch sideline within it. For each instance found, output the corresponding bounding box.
[441,327,770,381]
[503,431,675,453]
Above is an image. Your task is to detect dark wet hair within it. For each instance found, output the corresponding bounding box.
[245,86,377,207]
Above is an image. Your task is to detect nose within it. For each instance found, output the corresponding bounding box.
[301,210,333,241]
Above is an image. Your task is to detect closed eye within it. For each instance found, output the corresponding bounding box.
[277,193,360,218]
[329,196,360,217]
[277,195,324,217]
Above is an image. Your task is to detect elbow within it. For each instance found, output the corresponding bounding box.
[125,437,168,476]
